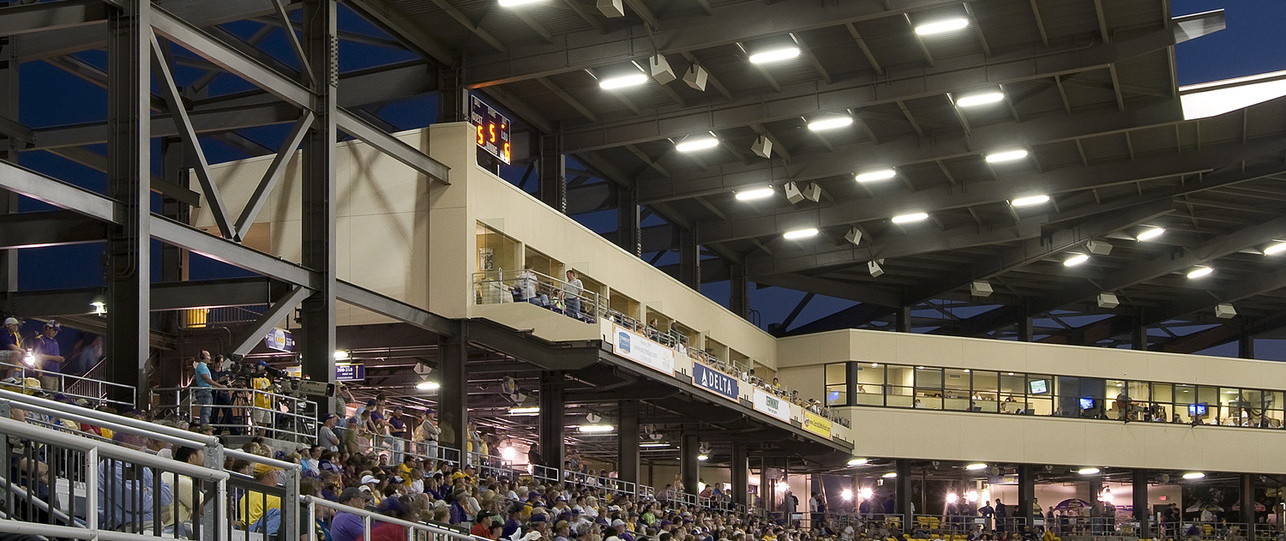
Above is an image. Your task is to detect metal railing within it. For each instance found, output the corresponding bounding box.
[153,386,318,443]
[472,269,605,323]
[304,495,481,541]
[180,305,268,329]
[0,359,136,409]
[0,414,230,541]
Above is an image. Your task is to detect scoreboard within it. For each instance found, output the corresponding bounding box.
[470,94,511,164]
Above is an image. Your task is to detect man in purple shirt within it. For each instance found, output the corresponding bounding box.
[32,320,64,390]
[330,487,370,541]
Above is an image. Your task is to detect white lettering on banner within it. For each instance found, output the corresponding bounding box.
[612,325,675,376]
[692,361,739,400]
[753,388,790,422]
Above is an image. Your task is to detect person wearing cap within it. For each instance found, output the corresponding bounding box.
[331,487,371,541]
[238,464,283,533]
[31,320,64,390]
[417,409,441,460]
[189,351,223,426]
[1,317,22,364]
[319,413,341,452]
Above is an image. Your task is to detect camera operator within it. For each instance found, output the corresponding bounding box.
[250,363,277,437]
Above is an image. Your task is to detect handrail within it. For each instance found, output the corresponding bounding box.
[0,358,136,407]
[305,495,481,541]
[0,387,220,448]
[0,415,230,481]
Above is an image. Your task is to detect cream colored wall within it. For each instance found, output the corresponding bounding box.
[448,123,778,369]
[193,130,438,327]
[646,465,733,492]
[778,365,825,401]
[777,328,1286,390]
[837,405,1286,474]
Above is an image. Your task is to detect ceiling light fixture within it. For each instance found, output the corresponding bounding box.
[1182,472,1205,480]
[675,135,719,152]
[697,454,710,461]
[783,227,820,240]
[498,0,542,6]
[847,457,869,466]
[1136,227,1166,241]
[1263,240,1286,255]
[508,406,541,415]
[735,187,775,201]
[1078,467,1101,475]
[985,149,1030,164]
[965,463,988,471]
[855,169,897,183]
[1063,253,1090,267]
[748,46,801,64]
[333,350,350,361]
[578,424,615,433]
[882,472,898,479]
[914,17,970,36]
[891,212,929,224]
[807,115,854,132]
[639,442,669,448]
[1187,266,1213,279]
[416,381,441,391]
[1010,194,1050,207]
[955,91,1006,108]
[598,71,648,90]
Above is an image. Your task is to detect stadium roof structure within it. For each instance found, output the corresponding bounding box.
[2,0,1285,356]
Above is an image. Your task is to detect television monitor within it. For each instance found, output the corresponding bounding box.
[1078,397,1094,410]
[827,390,841,402]
[1188,403,1208,416]
[1029,379,1049,395]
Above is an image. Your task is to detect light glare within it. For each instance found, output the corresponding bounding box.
[675,136,719,152]
[498,0,542,6]
[1187,266,1213,279]
[783,228,819,240]
[915,18,970,36]
[955,91,1006,108]
[598,72,648,90]
[847,457,869,466]
[578,424,615,433]
[965,463,988,471]
[1264,241,1286,256]
[841,489,853,502]
[333,350,350,361]
[891,212,929,224]
[735,187,775,201]
[416,381,441,391]
[748,46,801,64]
[1063,253,1090,267]
[855,169,897,183]
[807,116,854,132]
[509,406,540,415]
[1136,227,1166,241]
[1182,472,1206,480]
[1078,467,1101,475]
[1010,195,1050,207]
[985,149,1030,164]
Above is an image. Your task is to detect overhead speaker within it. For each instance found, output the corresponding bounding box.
[970,281,993,298]
[868,260,884,278]
[1086,240,1113,255]
[596,0,624,18]
[649,54,676,85]
[751,135,772,159]
[1215,303,1237,319]
[683,64,709,91]
[586,412,602,424]
[844,227,862,246]
[784,182,821,204]
[1097,292,1119,309]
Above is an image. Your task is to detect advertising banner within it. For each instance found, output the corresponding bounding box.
[803,410,832,439]
[753,388,790,422]
[612,325,675,376]
[692,361,739,401]
[263,328,294,352]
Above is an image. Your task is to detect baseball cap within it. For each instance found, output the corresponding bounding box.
[361,474,378,484]
[322,413,337,422]
[3,317,17,326]
[612,519,626,527]
[529,513,548,523]
[252,464,280,478]
[44,320,60,329]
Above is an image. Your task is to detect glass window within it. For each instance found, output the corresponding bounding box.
[1055,376,1084,418]
[1266,391,1284,428]
[1198,386,1219,424]
[944,369,970,411]
[1174,384,1197,423]
[915,367,943,410]
[1027,375,1053,416]
[886,365,914,408]
[856,363,884,406]
[999,372,1024,414]
[1106,380,1127,420]
[825,363,847,406]
[1240,389,1264,427]
[973,371,999,413]
[1151,383,1174,422]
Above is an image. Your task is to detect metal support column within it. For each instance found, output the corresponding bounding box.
[731,444,749,507]
[1017,464,1035,527]
[617,184,641,256]
[846,361,860,406]
[1019,315,1035,342]
[896,459,913,531]
[616,400,639,485]
[437,66,466,123]
[896,307,913,333]
[1133,470,1150,538]
[438,330,469,451]
[539,134,566,213]
[0,36,19,291]
[105,0,152,407]
[1240,474,1255,531]
[1239,323,1255,359]
[538,371,565,477]
[679,227,700,290]
[730,263,749,318]
[680,434,700,496]
[1131,310,1147,350]
[299,0,338,412]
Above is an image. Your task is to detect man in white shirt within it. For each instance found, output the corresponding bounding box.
[561,269,584,319]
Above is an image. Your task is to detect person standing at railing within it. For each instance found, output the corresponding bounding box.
[416,409,440,461]
[561,269,584,320]
[251,364,275,437]
[190,351,224,426]
[388,405,407,463]
[319,413,342,452]
[31,320,64,391]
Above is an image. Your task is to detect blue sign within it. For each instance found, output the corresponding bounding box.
[335,363,365,382]
[692,361,739,401]
[263,328,294,352]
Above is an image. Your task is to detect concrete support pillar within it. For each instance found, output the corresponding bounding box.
[1019,315,1035,342]
[1133,470,1150,538]
[897,459,913,530]
[538,134,567,213]
[1239,323,1255,359]
[731,444,749,507]
[896,307,913,333]
[1018,464,1035,527]
[680,434,700,496]
[617,184,640,256]
[730,263,749,318]
[1240,474,1255,530]
[617,400,639,485]
[538,371,566,477]
[1131,310,1147,350]
[679,227,700,290]
[437,66,466,123]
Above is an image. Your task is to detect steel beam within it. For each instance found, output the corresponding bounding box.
[335,109,450,184]
[561,28,1181,154]
[1,278,274,317]
[334,281,456,337]
[105,0,152,408]
[0,210,107,249]
[300,0,338,398]
[754,273,902,308]
[234,112,314,240]
[696,137,1286,246]
[229,286,310,357]
[0,0,108,37]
